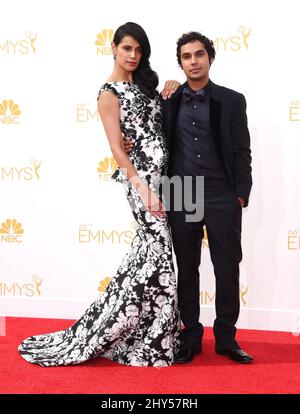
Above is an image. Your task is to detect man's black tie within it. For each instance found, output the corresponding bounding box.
[182,87,206,103]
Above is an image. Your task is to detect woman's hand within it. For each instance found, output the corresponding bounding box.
[138,186,166,218]
[161,80,181,100]
[122,134,134,154]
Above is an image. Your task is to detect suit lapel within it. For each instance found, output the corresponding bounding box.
[168,83,185,138]
[209,82,223,159]
[210,84,222,140]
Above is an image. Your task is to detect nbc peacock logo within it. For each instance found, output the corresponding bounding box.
[97,156,118,181]
[95,29,114,55]
[213,26,251,52]
[98,276,111,294]
[0,100,21,125]
[0,219,24,243]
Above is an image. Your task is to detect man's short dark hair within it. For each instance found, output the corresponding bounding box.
[176,32,216,66]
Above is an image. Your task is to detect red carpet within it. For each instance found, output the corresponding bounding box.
[0,317,299,394]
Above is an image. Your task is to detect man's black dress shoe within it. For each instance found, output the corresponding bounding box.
[216,348,253,363]
[174,346,202,364]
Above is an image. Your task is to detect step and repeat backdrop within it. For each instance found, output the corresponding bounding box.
[1,0,299,333]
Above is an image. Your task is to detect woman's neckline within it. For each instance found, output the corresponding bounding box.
[106,80,134,84]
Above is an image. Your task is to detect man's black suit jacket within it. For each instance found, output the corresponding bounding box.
[161,81,252,207]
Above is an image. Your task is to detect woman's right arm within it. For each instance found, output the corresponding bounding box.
[97,91,165,218]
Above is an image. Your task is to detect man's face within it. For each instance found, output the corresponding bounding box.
[180,40,212,82]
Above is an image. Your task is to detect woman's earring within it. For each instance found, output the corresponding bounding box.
[113,55,116,60]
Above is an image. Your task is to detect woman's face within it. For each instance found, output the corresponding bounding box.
[112,35,142,72]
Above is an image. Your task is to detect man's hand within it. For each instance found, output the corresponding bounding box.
[161,80,181,100]
[238,197,245,208]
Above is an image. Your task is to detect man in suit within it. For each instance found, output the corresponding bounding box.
[161,31,253,364]
[124,31,253,364]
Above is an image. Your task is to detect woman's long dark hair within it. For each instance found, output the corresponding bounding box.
[113,22,158,99]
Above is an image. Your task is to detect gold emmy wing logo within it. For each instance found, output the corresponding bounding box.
[0,274,43,297]
[289,101,300,121]
[0,219,24,243]
[32,274,43,296]
[288,229,300,250]
[26,31,37,53]
[98,276,111,294]
[95,29,114,55]
[97,156,118,181]
[240,284,248,306]
[0,100,21,125]
[0,31,37,55]
[1,158,41,181]
[30,158,41,179]
[214,26,251,51]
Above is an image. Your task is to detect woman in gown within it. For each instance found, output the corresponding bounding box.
[18,22,180,367]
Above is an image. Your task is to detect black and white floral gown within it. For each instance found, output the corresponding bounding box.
[18,82,180,367]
